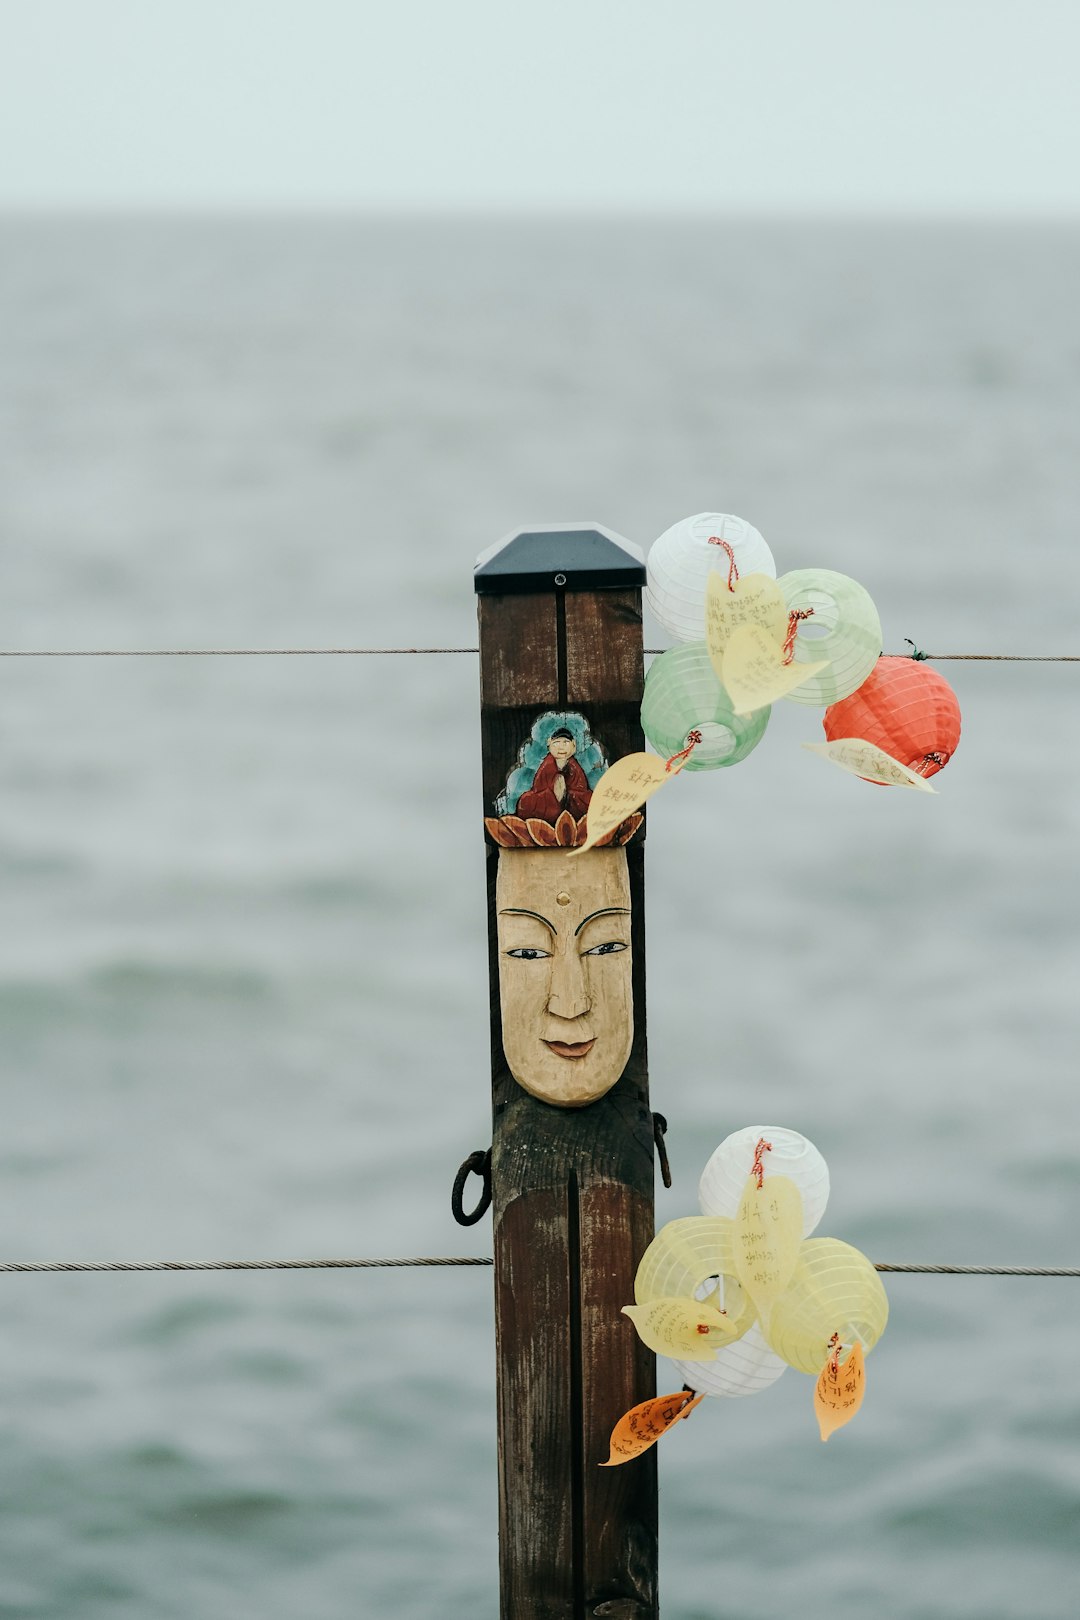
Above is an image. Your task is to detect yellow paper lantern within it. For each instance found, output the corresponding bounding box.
[635,1216,735,1301]
[634,1216,755,1340]
[763,1237,889,1375]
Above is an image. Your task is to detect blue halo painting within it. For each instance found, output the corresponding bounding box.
[485,711,644,849]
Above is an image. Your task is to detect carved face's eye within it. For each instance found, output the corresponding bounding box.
[505,947,551,960]
[582,940,628,957]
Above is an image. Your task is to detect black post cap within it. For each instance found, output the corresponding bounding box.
[474,524,646,595]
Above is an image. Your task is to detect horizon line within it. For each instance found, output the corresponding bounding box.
[2,201,1080,227]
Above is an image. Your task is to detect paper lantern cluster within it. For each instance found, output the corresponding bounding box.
[604,1127,888,1459]
[641,510,962,794]
[569,510,964,856]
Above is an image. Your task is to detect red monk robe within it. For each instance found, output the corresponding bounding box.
[516,754,593,823]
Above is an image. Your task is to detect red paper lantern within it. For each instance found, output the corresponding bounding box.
[822,656,961,780]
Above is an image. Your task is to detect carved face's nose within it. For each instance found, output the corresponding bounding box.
[546,942,590,1020]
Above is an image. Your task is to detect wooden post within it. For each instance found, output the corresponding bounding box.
[475,526,658,1620]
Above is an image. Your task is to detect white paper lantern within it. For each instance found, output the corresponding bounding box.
[698,1126,830,1237]
[673,1321,788,1399]
[646,513,776,643]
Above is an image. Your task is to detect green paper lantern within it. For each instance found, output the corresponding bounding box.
[778,568,882,707]
[641,643,770,770]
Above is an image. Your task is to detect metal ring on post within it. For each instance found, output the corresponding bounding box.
[452,1149,493,1226]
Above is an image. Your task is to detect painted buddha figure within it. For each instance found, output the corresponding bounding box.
[514,728,593,824]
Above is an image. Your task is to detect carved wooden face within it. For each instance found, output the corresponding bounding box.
[496,847,633,1107]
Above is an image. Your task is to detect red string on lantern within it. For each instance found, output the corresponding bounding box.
[751,1137,773,1189]
[782,608,815,666]
[707,537,740,592]
[665,729,703,772]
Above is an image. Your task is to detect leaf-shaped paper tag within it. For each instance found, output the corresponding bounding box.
[572,752,688,856]
[734,1173,804,1315]
[706,571,788,675]
[600,1390,704,1467]
[723,625,830,714]
[622,1297,743,1361]
[802,739,938,793]
[814,1341,866,1441]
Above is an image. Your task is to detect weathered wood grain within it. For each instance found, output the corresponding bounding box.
[479,540,657,1620]
[564,588,645,706]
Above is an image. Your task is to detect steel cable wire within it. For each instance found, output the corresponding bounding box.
[0,1257,1076,1276]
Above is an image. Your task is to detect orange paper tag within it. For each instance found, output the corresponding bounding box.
[600,1390,705,1467]
[572,752,688,855]
[814,1341,866,1441]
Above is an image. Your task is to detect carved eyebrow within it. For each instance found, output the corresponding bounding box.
[499,908,557,936]
[574,907,631,938]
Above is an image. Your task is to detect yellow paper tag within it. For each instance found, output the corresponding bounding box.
[722,625,830,714]
[802,740,938,793]
[705,571,788,675]
[600,1391,704,1467]
[572,752,687,855]
[622,1297,742,1361]
[815,1341,866,1441]
[734,1174,804,1313]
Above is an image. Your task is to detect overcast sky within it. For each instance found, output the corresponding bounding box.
[2,0,1078,214]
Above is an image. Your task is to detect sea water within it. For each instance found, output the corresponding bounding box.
[1,216,1078,1619]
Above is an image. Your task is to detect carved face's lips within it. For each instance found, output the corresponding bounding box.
[543,1039,596,1061]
